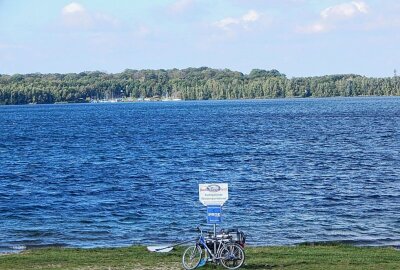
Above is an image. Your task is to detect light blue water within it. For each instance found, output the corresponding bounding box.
[0,97,399,253]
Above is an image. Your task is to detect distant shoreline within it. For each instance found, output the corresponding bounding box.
[1,95,399,107]
[1,68,399,105]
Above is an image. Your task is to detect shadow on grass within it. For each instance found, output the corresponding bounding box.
[199,261,309,269]
[242,261,308,269]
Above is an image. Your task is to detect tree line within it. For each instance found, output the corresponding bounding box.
[0,67,399,105]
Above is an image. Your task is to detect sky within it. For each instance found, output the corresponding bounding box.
[0,0,399,77]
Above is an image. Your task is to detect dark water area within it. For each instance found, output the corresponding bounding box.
[0,97,399,253]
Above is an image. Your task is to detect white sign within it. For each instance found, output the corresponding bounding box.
[199,183,228,206]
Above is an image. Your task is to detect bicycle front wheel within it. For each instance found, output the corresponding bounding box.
[182,245,203,270]
[219,243,245,269]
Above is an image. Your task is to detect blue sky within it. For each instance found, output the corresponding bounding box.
[0,0,399,77]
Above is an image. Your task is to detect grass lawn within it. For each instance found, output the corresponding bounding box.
[0,244,399,270]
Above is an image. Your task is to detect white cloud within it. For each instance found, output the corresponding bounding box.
[61,2,119,30]
[352,1,368,13]
[214,10,261,32]
[242,10,260,22]
[61,2,92,28]
[298,1,369,34]
[62,2,85,15]
[321,1,368,19]
[215,17,240,30]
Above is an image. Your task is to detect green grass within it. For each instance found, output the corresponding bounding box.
[0,244,399,270]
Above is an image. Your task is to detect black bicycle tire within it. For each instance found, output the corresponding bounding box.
[219,243,245,269]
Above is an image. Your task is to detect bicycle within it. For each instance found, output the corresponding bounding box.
[182,226,245,270]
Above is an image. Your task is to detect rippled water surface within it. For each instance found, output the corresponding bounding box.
[1,97,399,253]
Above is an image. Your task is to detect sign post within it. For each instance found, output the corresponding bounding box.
[199,183,229,253]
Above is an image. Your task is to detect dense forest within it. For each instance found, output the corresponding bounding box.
[0,67,399,105]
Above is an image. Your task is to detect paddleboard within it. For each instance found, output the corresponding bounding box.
[147,246,173,252]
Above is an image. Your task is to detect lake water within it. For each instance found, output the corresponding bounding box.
[0,97,399,253]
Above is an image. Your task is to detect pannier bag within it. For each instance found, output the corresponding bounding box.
[226,229,246,248]
[204,228,246,250]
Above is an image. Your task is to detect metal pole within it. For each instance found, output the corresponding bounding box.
[213,223,217,256]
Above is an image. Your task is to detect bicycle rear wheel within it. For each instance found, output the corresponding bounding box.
[219,243,245,269]
[182,245,203,270]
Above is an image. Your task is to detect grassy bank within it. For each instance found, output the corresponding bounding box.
[0,244,399,270]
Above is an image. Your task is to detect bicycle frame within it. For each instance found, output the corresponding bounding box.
[197,230,231,262]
